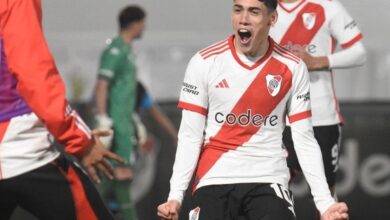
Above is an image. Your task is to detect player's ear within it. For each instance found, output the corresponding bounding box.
[270,10,278,27]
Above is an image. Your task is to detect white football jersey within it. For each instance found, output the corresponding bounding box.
[270,0,363,126]
[178,36,311,190]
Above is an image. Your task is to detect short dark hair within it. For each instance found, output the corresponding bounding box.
[118,5,146,30]
[258,0,277,12]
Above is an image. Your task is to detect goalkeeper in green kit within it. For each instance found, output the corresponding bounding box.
[94,5,146,220]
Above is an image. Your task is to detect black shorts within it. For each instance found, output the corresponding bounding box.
[0,154,114,220]
[191,183,295,220]
[283,124,341,188]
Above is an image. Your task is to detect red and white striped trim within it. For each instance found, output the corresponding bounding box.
[65,105,73,116]
[289,110,312,123]
[274,43,300,61]
[71,111,92,139]
[341,33,363,49]
[273,44,300,64]
[278,0,306,13]
[178,101,208,116]
[200,41,230,59]
[200,39,228,54]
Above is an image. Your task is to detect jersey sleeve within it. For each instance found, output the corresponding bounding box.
[98,46,122,81]
[168,109,205,203]
[1,0,91,157]
[177,53,209,116]
[288,61,335,213]
[287,61,312,123]
[328,0,363,48]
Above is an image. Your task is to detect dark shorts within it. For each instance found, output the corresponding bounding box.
[0,154,114,220]
[191,183,295,220]
[283,124,341,188]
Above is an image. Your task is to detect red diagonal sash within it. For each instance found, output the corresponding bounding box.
[193,58,292,190]
[280,2,325,47]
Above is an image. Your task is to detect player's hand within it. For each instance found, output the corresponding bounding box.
[321,202,349,220]
[94,114,114,149]
[292,47,329,71]
[80,129,125,184]
[157,200,181,220]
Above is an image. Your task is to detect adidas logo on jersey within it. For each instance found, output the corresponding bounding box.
[215,79,230,88]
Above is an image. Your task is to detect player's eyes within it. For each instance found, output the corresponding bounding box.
[233,6,242,13]
[250,9,261,15]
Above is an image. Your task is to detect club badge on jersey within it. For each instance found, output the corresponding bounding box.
[266,74,282,97]
[302,12,317,30]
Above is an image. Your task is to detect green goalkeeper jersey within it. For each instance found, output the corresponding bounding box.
[98,36,136,163]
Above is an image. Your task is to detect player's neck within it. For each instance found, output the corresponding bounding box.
[235,37,269,59]
[120,31,135,45]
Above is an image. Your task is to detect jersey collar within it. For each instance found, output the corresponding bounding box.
[228,35,274,71]
[278,0,306,13]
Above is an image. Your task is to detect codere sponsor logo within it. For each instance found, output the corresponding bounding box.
[215,109,278,127]
[283,41,317,54]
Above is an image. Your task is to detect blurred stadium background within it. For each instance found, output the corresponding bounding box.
[11,0,390,219]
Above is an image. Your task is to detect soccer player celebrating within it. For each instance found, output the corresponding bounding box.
[157,0,349,220]
[270,0,366,216]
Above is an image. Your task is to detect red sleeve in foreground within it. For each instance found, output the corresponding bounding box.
[1,0,91,157]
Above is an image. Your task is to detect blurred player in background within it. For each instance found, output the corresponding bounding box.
[94,5,146,220]
[158,0,349,219]
[134,81,178,145]
[270,0,366,218]
[129,81,178,206]
[0,0,124,219]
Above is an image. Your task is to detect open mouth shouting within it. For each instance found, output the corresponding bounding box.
[238,29,252,46]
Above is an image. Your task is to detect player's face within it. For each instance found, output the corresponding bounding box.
[133,20,145,39]
[232,0,277,56]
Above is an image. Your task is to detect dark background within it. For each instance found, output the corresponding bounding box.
[10,102,390,220]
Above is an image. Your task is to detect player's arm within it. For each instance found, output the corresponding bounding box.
[327,0,366,69]
[137,84,178,142]
[2,0,124,182]
[2,0,91,157]
[293,41,366,71]
[165,109,205,200]
[96,79,109,115]
[158,53,208,219]
[94,44,122,145]
[288,61,348,219]
[328,41,366,69]
[95,45,121,116]
[294,1,366,72]
[158,110,205,219]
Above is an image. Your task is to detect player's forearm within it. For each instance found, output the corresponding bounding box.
[328,41,366,69]
[95,79,109,114]
[307,56,329,71]
[290,119,335,214]
[168,110,205,203]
